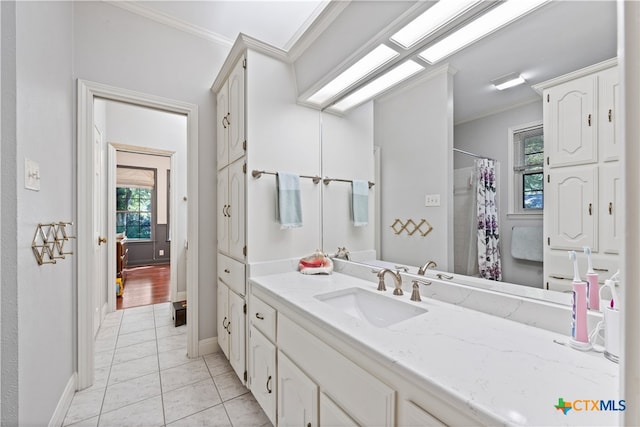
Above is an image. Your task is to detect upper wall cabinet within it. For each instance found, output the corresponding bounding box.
[598,66,621,162]
[217,56,246,170]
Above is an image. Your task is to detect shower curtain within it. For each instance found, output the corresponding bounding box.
[475,158,502,281]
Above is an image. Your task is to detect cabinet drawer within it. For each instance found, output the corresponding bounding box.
[218,253,245,296]
[250,295,276,342]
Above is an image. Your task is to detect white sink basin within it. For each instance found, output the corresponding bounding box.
[315,287,427,328]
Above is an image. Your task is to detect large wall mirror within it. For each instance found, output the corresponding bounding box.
[318,1,617,302]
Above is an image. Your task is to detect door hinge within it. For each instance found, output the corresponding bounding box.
[243,58,247,69]
[243,246,247,257]
[547,237,550,246]
[244,370,248,381]
[243,140,247,151]
[547,93,550,103]
[243,163,247,174]
[243,303,247,314]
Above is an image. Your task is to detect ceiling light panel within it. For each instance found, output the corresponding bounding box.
[307,44,399,105]
[391,0,482,49]
[492,72,526,90]
[330,60,425,113]
[419,0,550,64]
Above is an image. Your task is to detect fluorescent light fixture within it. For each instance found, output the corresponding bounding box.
[331,60,424,112]
[391,0,481,49]
[307,44,399,105]
[419,0,550,64]
[492,72,526,90]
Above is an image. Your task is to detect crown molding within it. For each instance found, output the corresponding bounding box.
[105,0,234,48]
[532,57,617,94]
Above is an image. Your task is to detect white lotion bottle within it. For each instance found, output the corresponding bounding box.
[568,251,590,350]
[583,247,600,310]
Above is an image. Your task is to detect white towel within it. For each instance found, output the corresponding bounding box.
[352,180,369,227]
[511,226,543,262]
[276,172,302,229]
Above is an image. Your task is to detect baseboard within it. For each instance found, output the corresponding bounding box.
[199,337,220,356]
[49,372,77,427]
[175,291,187,302]
[101,302,108,324]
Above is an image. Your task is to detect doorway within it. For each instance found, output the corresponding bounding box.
[77,80,200,390]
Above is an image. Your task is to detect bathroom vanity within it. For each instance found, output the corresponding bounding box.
[247,268,619,426]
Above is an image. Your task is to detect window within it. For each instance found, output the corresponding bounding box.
[116,166,155,239]
[509,123,544,215]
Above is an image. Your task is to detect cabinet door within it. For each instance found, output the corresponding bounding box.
[600,163,622,254]
[228,159,246,260]
[402,400,447,427]
[216,82,229,169]
[228,56,245,165]
[598,67,620,162]
[546,166,597,250]
[545,75,597,167]
[248,326,276,425]
[228,289,246,383]
[217,169,229,254]
[278,351,318,427]
[320,393,358,427]
[217,281,230,359]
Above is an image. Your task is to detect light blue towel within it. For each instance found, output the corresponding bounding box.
[277,172,302,229]
[352,179,369,227]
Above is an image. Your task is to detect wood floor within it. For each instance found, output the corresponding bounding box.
[117,264,171,310]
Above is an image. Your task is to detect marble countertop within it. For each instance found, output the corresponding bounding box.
[249,271,620,426]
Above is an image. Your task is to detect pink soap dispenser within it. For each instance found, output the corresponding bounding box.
[583,247,600,311]
[568,251,591,350]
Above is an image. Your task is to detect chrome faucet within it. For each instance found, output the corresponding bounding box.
[417,260,437,275]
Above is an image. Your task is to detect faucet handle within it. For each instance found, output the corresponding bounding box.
[410,278,432,302]
[394,265,409,272]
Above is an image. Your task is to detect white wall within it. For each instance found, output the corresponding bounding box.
[73,1,228,340]
[374,68,454,270]
[321,103,375,253]
[454,101,543,287]
[245,50,322,262]
[11,1,75,424]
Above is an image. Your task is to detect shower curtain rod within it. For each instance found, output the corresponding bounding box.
[453,148,496,161]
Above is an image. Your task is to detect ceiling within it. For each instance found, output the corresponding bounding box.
[132,0,617,124]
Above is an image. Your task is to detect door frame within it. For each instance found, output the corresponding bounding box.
[77,79,199,389]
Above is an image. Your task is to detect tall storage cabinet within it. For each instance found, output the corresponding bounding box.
[535,58,620,292]
[215,53,248,385]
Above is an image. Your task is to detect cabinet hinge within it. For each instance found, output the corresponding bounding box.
[547,93,550,103]
[243,246,247,257]
[244,370,248,382]
[243,140,247,151]
[243,303,247,314]
[243,58,247,69]
[547,174,550,183]
[547,237,550,246]
[546,156,549,166]
[243,163,247,174]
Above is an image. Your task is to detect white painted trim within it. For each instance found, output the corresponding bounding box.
[107,144,117,313]
[175,291,187,303]
[198,337,220,356]
[101,302,108,326]
[532,57,618,94]
[77,80,200,388]
[506,120,543,216]
[454,97,541,127]
[48,373,76,427]
[105,1,233,48]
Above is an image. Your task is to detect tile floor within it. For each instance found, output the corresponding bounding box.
[63,303,271,427]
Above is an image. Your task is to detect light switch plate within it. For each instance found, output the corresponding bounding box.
[425,194,441,207]
[25,158,41,191]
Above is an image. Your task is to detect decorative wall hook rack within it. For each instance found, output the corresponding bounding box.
[390,218,433,237]
[31,222,76,265]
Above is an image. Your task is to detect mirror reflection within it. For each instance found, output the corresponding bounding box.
[320,1,617,302]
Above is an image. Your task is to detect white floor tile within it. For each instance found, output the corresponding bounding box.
[98,395,164,427]
[63,387,105,426]
[119,319,156,335]
[108,354,158,386]
[212,371,248,402]
[112,340,157,365]
[162,378,222,424]
[102,372,161,413]
[157,333,187,353]
[65,415,99,427]
[158,347,192,371]
[116,328,156,348]
[224,393,271,427]
[155,324,187,339]
[94,350,114,369]
[204,352,233,377]
[166,404,231,427]
[160,358,211,393]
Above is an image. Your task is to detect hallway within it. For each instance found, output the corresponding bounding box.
[117,265,172,310]
[63,303,270,426]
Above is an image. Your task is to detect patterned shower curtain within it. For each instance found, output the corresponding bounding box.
[475,158,502,281]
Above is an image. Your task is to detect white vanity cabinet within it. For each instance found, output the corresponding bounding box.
[217,279,246,382]
[537,59,620,290]
[217,55,245,170]
[217,158,246,260]
[248,294,277,424]
[277,350,319,427]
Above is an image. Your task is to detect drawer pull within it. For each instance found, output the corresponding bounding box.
[222,317,228,330]
[609,202,613,215]
[588,203,592,215]
[266,375,272,393]
[255,313,264,320]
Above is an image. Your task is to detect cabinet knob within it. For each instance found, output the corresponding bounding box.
[98,236,107,245]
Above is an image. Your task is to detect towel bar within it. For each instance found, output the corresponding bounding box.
[323,177,375,189]
[251,169,321,184]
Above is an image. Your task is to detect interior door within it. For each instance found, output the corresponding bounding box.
[93,125,107,336]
